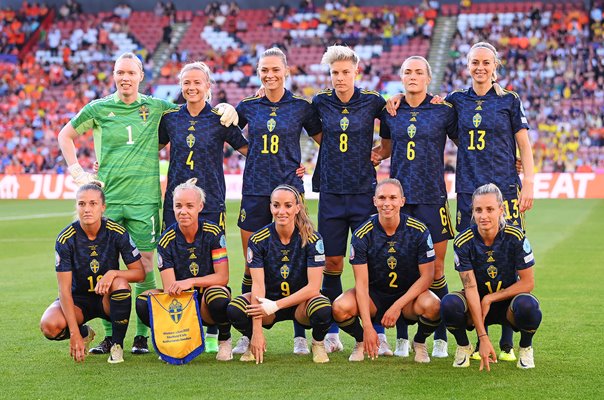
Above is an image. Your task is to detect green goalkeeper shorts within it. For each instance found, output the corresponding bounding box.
[105,203,161,252]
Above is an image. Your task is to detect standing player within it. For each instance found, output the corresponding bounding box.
[58,52,239,355]
[311,45,389,355]
[386,42,534,360]
[234,47,322,355]
[158,61,247,353]
[441,183,542,370]
[227,185,333,364]
[40,183,145,363]
[332,179,441,362]
[135,179,233,361]
[159,61,248,231]
[374,56,457,358]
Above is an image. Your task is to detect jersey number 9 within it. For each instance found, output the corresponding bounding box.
[281,281,290,296]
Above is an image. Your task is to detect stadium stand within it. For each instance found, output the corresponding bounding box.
[0,0,602,174]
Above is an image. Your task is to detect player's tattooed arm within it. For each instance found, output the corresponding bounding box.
[460,271,476,290]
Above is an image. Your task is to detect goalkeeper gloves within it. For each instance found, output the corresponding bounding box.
[215,103,239,127]
[68,164,104,188]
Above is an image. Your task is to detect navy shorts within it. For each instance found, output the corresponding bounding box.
[263,305,311,330]
[163,208,226,233]
[65,293,110,323]
[318,192,375,257]
[456,188,525,232]
[238,195,272,232]
[369,288,417,326]
[402,201,454,243]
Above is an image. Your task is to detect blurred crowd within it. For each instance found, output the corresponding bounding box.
[0,0,602,175]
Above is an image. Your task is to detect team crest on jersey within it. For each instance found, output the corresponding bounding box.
[475,100,484,111]
[486,250,495,262]
[90,259,100,273]
[89,245,98,257]
[267,118,276,132]
[189,262,199,276]
[472,113,482,128]
[240,208,246,222]
[188,248,197,259]
[168,299,184,324]
[487,265,498,279]
[280,264,290,279]
[407,124,416,138]
[186,133,195,148]
[387,256,397,269]
[139,105,150,121]
[270,107,279,116]
[410,111,418,122]
[340,117,349,131]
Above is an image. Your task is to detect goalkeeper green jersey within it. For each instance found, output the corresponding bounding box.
[70,92,177,205]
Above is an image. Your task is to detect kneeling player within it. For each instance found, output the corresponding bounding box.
[441,183,542,370]
[332,179,441,362]
[40,183,145,363]
[135,179,233,361]
[227,185,333,364]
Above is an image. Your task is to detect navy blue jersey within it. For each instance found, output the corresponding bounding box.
[446,87,529,195]
[236,90,322,196]
[350,213,435,296]
[453,224,535,299]
[247,223,325,301]
[55,218,141,295]
[312,87,385,194]
[159,103,248,213]
[157,219,226,281]
[379,95,457,204]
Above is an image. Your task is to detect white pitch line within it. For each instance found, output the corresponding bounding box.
[0,212,73,221]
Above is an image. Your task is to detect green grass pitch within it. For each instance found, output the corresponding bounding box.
[0,199,602,399]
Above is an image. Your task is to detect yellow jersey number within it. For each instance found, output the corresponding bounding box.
[281,281,290,297]
[87,275,103,292]
[407,141,415,160]
[186,151,194,170]
[503,199,520,220]
[388,272,398,288]
[467,130,486,150]
[261,134,279,154]
[339,133,348,152]
[485,281,502,294]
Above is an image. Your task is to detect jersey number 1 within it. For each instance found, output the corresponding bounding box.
[126,125,134,145]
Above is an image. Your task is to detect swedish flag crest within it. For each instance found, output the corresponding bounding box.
[387,256,397,270]
[90,259,99,273]
[267,118,276,132]
[407,124,416,138]
[473,113,482,128]
[189,262,199,276]
[169,299,184,324]
[487,265,498,279]
[340,117,349,131]
[186,133,195,148]
[139,105,150,121]
[280,264,289,279]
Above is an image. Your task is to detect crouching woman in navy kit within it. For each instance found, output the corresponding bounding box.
[40,183,145,364]
[332,178,441,363]
[442,183,542,371]
[135,178,233,361]
[227,184,333,364]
